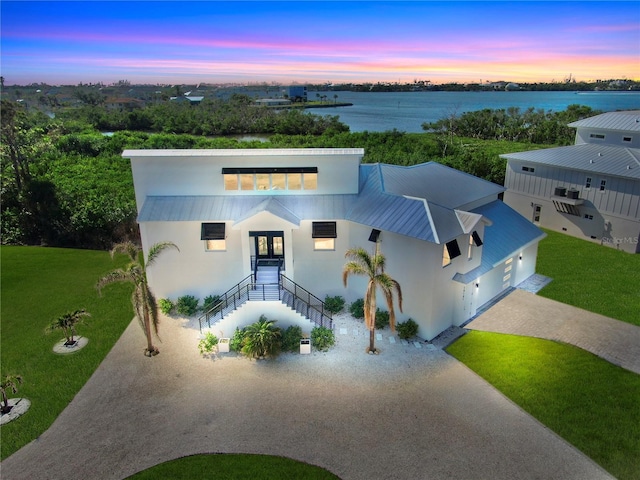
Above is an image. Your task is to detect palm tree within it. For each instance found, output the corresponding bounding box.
[343,246,403,354]
[1,374,23,414]
[241,315,281,359]
[46,309,90,345]
[96,241,179,357]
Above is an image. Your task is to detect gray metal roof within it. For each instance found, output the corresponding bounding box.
[374,162,505,209]
[568,110,640,132]
[139,161,506,245]
[500,143,640,179]
[453,200,546,284]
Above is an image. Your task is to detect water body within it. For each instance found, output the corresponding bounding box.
[309,90,640,133]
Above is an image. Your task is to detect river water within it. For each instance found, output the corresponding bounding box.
[308,90,640,133]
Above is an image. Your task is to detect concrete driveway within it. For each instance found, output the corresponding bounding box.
[1,309,613,480]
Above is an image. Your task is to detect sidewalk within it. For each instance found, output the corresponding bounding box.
[466,288,640,375]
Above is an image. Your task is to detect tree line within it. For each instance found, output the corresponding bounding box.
[1,97,597,250]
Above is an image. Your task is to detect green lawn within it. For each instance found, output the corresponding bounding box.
[126,454,340,479]
[0,246,134,459]
[447,331,640,480]
[536,229,640,326]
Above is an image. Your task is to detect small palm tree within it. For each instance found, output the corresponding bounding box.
[343,246,403,354]
[96,241,179,357]
[242,315,281,359]
[46,309,90,345]
[1,374,23,414]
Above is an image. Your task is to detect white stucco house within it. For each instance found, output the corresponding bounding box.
[124,148,544,340]
[502,110,640,253]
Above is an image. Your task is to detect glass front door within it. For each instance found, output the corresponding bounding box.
[252,231,284,262]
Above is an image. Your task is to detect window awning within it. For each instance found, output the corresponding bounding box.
[201,223,225,240]
[472,231,483,247]
[312,221,337,238]
[445,239,461,259]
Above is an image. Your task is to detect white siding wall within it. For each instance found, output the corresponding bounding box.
[127,149,363,210]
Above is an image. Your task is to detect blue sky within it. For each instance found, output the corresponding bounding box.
[1,1,638,85]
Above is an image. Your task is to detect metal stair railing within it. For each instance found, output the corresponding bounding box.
[279,274,333,329]
[198,271,333,332]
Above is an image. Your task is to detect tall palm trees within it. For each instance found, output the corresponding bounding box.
[343,246,402,354]
[96,241,178,357]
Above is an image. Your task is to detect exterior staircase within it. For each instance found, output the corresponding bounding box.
[198,264,333,333]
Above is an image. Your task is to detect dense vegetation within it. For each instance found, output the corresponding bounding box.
[1,97,596,249]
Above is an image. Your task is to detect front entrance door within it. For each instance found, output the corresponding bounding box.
[251,231,284,265]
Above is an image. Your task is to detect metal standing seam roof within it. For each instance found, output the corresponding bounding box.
[138,161,507,245]
[568,110,640,132]
[452,200,546,284]
[500,143,640,179]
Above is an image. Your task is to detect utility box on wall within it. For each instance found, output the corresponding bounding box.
[300,338,311,354]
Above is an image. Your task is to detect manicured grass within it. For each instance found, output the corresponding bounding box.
[0,246,134,460]
[447,331,640,480]
[536,229,640,326]
[126,453,340,479]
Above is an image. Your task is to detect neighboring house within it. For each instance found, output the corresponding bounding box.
[502,110,640,253]
[124,148,544,340]
[255,98,292,106]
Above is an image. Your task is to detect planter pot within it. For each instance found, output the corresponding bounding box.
[218,338,230,353]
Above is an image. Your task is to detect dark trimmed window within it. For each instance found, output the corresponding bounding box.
[312,221,336,250]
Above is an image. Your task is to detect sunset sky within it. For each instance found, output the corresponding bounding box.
[1,1,638,86]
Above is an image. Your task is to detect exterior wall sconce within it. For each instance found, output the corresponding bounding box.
[519,254,523,260]
[475,282,479,288]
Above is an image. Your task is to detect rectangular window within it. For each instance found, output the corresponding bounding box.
[521,166,535,173]
[600,180,606,192]
[256,173,270,191]
[240,174,254,190]
[303,173,317,190]
[585,177,592,189]
[442,240,461,267]
[584,214,594,220]
[468,235,473,260]
[287,173,302,190]
[312,221,337,251]
[222,167,318,192]
[623,136,632,143]
[590,133,605,140]
[224,174,238,190]
[202,223,226,251]
[271,173,286,190]
[503,273,511,282]
[471,231,483,246]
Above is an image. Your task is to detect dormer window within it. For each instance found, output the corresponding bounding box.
[521,166,535,173]
[442,240,461,267]
[590,133,605,140]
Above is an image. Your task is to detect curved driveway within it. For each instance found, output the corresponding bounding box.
[1,308,614,480]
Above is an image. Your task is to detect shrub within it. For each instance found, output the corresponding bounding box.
[202,294,221,312]
[375,309,389,330]
[158,298,174,315]
[396,318,419,340]
[241,315,282,358]
[281,325,304,352]
[198,332,219,356]
[324,295,345,314]
[230,327,246,352]
[176,295,199,317]
[349,298,365,319]
[311,326,335,351]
